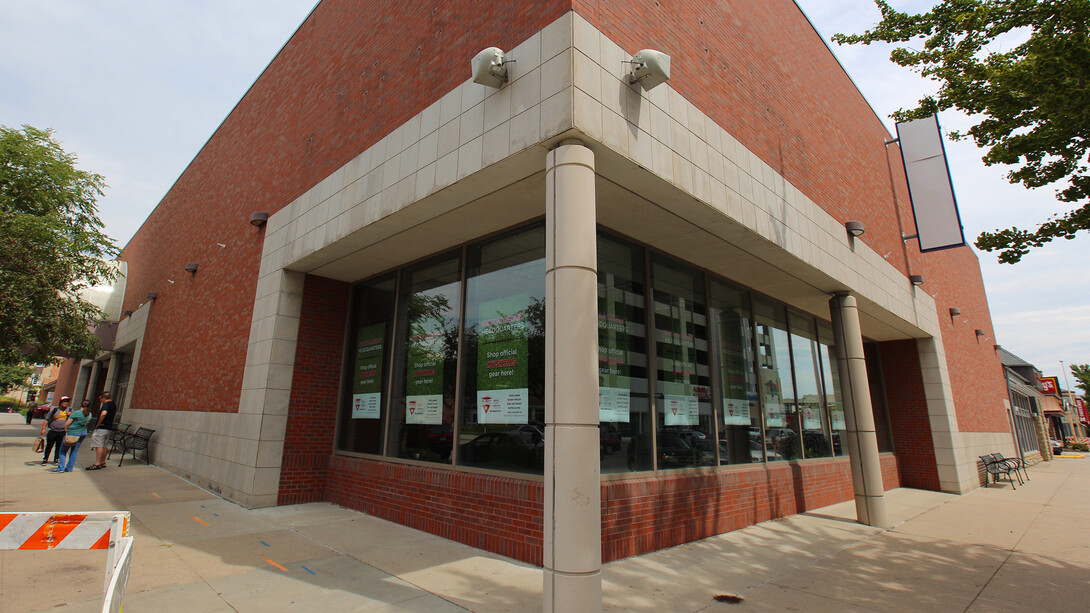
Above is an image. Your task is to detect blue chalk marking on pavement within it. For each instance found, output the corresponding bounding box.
[260,540,271,547]
[213,513,219,517]
[301,566,316,575]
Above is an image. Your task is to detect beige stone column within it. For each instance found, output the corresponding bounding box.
[829,292,888,528]
[543,139,601,612]
[102,353,122,398]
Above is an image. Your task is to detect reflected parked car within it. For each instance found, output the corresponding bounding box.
[657,430,715,467]
[460,431,543,469]
[599,426,621,455]
[1051,439,1063,455]
[34,404,51,418]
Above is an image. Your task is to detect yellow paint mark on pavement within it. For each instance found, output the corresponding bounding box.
[1057,454,1085,458]
[191,516,209,527]
[263,557,288,571]
[151,492,161,499]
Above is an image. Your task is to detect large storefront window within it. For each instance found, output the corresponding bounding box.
[651,256,714,469]
[818,323,846,456]
[597,233,651,474]
[386,253,461,464]
[790,311,832,458]
[338,275,397,454]
[710,280,759,464]
[755,299,800,461]
[458,225,546,474]
[332,223,895,475]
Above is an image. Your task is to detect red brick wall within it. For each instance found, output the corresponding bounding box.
[325,457,545,564]
[321,454,898,565]
[879,339,942,490]
[119,0,571,413]
[602,455,900,562]
[278,274,349,505]
[573,0,1008,437]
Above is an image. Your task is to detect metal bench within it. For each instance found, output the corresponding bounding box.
[112,427,155,466]
[990,453,1028,484]
[980,454,1018,489]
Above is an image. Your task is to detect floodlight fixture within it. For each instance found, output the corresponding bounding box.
[845,221,865,237]
[250,211,269,227]
[949,307,961,317]
[185,262,199,274]
[909,274,924,286]
[627,49,671,90]
[472,47,509,88]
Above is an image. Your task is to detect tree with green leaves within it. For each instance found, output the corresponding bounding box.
[0,363,34,394]
[0,125,118,367]
[833,0,1090,263]
[1071,363,1090,398]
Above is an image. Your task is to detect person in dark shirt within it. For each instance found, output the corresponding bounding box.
[87,391,117,470]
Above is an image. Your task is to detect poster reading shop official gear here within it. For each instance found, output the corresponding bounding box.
[352,323,385,419]
[405,318,444,425]
[598,311,631,423]
[476,295,529,424]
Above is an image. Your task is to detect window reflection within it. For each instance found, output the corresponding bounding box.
[710,280,761,464]
[386,254,461,463]
[818,323,846,456]
[651,256,714,469]
[597,234,651,474]
[789,311,832,458]
[459,225,546,474]
[338,275,397,454]
[754,299,799,461]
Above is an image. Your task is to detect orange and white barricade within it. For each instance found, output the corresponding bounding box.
[0,512,133,613]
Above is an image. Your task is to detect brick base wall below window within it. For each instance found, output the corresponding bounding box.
[321,454,900,565]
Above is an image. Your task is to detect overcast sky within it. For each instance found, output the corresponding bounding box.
[1,1,1085,381]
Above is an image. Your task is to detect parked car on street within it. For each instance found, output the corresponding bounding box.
[1051,439,1063,455]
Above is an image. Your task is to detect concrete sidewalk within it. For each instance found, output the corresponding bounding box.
[3,413,1089,612]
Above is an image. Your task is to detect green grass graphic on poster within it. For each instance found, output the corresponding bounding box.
[718,310,752,426]
[352,322,385,419]
[476,294,528,424]
[405,317,444,425]
[598,302,631,423]
[658,313,699,427]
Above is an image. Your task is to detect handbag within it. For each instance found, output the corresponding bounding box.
[64,435,79,446]
[33,436,45,453]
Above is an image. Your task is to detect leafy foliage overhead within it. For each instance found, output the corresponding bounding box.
[833,0,1090,263]
[0,125,118,366]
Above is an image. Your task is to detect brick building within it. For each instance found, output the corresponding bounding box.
[71,1,1016,605]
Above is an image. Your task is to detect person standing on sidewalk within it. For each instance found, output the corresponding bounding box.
[86,391,116,470]
[54,400,92,473]
[40,397,71,465]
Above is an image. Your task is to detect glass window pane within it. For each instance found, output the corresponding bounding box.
[338,275,397,454]
[458,225,546,474]
[651,256,714,469]
[386,253,461,464]
[710,279,761,464]
[817,323,846,457]
[597,233,651,474]
[754,298,799,461]
[789,311,832,458]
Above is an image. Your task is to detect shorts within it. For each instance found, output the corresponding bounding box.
[91,429,109,448]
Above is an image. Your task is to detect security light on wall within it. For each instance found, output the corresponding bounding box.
[250,211,269,227]
[909,274,925,286]
[185,262,199,274]
[975,329,986,337]
[845,221,865,237]
[627,49,671,90]
[471,47,509,88]
[147,292,158,301]
[949,307,961,317]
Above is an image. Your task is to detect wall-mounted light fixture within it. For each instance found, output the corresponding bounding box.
[123,310,133,318]
[975,329,986,337]
[949,307,961,317]
[994,344,1002,352]
[471,47,509,88]
[185,262,199,274]
[845,221,865,237]
[909,274,924,286]
[249,211,269,227]
[147,292,158,301]
[626,49,671,90]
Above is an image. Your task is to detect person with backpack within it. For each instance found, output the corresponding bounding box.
[40,396,71,466]
[54,399,92,473]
